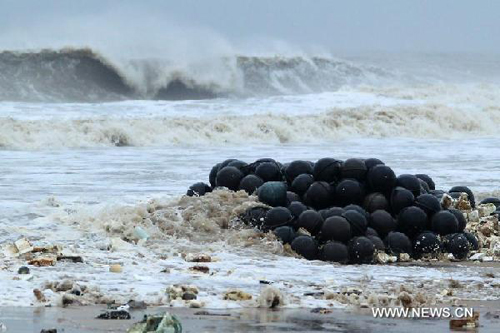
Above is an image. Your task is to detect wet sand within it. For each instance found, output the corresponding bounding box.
[1,302,500,333]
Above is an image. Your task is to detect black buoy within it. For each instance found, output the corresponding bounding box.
[366,227,379,237]
[431,210,459,236]
[296,210,324,235]
[444,233,470,260]
[479,197,500,208]
[429,190,446,199]
[413,231,441,258]
[239,174,264,194]
[240,206,269,227]
[364,158,384,169]
[263,207,293,230]
[255,162,282,182]
[187,182,212,197]
[335,179,364,206]
[286,191,301,205]
[274,226,296,244]
[385,231,412,255]
[319,216,351,243]
[313,158,342,183]
[304,181,334,210]
[449,186,475,208]
[448,209,467,232]
[228,160,248,172]
[288,201,308,219]
[344,204,369,218]
[324,207,346,218]
[219,158,238,170]
[396,174,421,197]
[290,173,314,197]
[341,158,367,181]
[367,165,396,193]
[320,241,349,263]
[368,235,385,251]
[348,236,375,264]
[258,181,288,207]
[369,210,397,239]
[390,187,415,215]
[463,232,479,251]
[397,206,428,238]
[363,192,389,213]
[342,210,368,236]
[418,179,430,193]
[415,194,442,218]
[216,166,244,191]
[291,235,318,260]
[415,174,436,190]
[209,163,221,188]
[285,160,313,183]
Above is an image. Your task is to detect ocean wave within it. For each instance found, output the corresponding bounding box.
[0,48,395,102]
[1,103,498,149]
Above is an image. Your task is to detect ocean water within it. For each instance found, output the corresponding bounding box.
[1,51,500,307]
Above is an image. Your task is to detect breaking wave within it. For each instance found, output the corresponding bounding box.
[1,103,499,149]
[0,48,395,102]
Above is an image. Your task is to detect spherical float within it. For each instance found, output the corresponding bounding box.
[363,192,389,213]
[290,173,314,197]
[390,187,415,214]
[369,210,397,239]
[187,182,212,197]
[273,226,296,244]
[368,235,385,251]
[239,174,264,194]
[228,160,248,172]
[396,174,421,197]
[364,158,384,169]
[209,163,221,188]
[263,207,293,230]
[286,191,301,205]
[449,186,475,208]
[479,197,500,208]
[397,206,428,237]
[448,208,467,232]
[413,231,441,257]
[335,179,364,206]
[385,231,412,255]
[431,210,459,236]
[342,210,368,236]
[341,158,367,181]
[313,158,342,183]
[288,201,308,219]
[444,233,470,260]
[216,166,244,191]
[319,216,351,243]
[348,236,375,264]
[320,241,349,263]
[463,232,479,251]
[291,235,318,260]
[296,210,324,235]
[285,160,313,183]
[415,194,442,218]
[255,162,282,182]
[240,206,269,227]
[367,165,396,193]
[365,227,379,237]
[415,174,436,190]
[304,181,333,210]
[258,181,288,207]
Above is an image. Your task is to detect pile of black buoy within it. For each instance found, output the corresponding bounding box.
[186,157,491,265]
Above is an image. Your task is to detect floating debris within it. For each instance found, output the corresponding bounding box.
[127,312,182,333]
[109,264,123,273]
[223,290,252,301]
[18,266,30,274]
[184,253,212,263]
[449,311,479,330]
[97,309,131,320]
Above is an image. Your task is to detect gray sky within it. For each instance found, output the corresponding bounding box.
[0,0,498,54]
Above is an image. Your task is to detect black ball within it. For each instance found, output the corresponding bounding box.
[313,158,342,183]
[365,227,379,237]
[397,174,421,197]
[363,192,389,213]
[320,216,351,243]
[348,236,375,264]
[391,187,415,214]
[449,186,475,208]
[445,233,470,260]
[322,207,346,219]
[219,158,238,170]
[239,175,264,194]
[415,174,436,190]
[419,179,429,194]
[368,235,385,251]
[413,231,441,257]
[291,174,314,196]
[341,158,367,181]
[274,226,296,244]
[288,201,308,219]
[255,162,282,182]
[344,204,368,217]
[285,160,313,183]
[264,207,293,230]
[431,210,459,236]
[479,197,500,208]
[448,209,467,232]
[429,190,446,200]
[286,191,301,205]
[415,194,441,218]
[240,206,269,227]
[463,232,479,251]
[187,182,212,197]
[291,235,318,260]
[228,160,248,172]
[335,179,364,206]
[385,231,412,255]
[258,181,288,207]
[296,210,324,235]
[369,210,397,239]
[397,206,428,238]
[342,210,368,236]
[367,165,396,193]
[320,241,349,263]
[304,181,334,210]
[209,163,221,188]
[216,166,244,191]
[364,158,384,169]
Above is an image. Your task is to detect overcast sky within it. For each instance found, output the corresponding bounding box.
[0,0,498,54]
